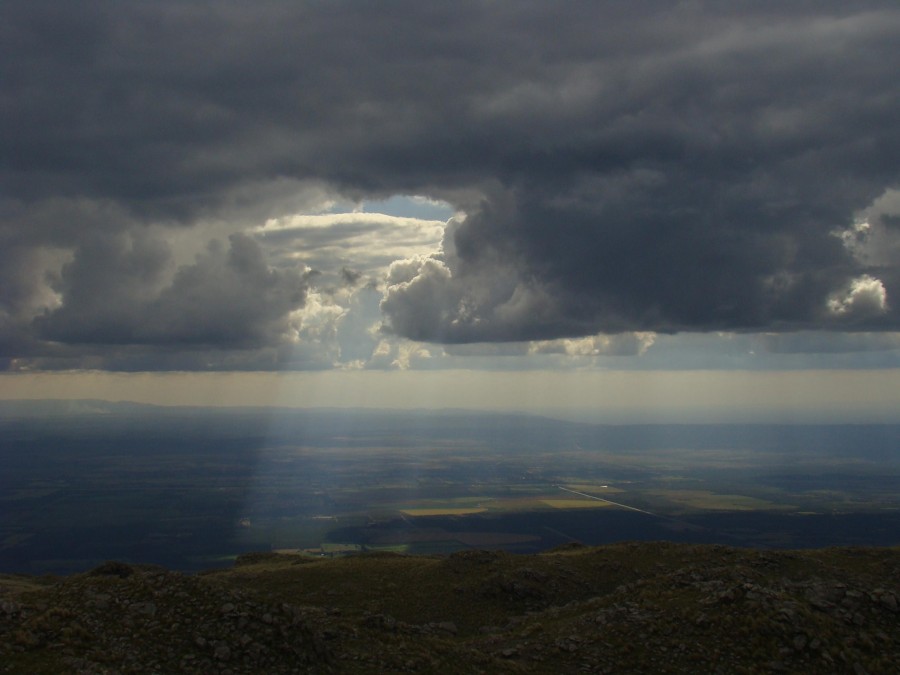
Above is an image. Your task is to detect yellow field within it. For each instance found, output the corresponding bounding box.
[399,508,487,516]
[562,484,625,494]
[649,490,786,511]
[481,498,544,511]
[541,499,614,509]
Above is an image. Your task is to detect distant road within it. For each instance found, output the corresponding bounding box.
[556,485,657,516]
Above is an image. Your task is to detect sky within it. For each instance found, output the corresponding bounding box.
[2,1,900,420]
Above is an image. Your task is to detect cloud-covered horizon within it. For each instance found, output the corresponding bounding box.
[3,1,900,371]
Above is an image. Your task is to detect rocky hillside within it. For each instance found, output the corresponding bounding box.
[1,542,899,674]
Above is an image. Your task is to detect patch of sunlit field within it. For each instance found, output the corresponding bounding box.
[395,498,573,516]
[540,499,615,509]
[399,508,487,516]
[560,483,625,494]
[392,496,492,516]
[475,496,558,512]
[646,490,790,511]
[392,492,573,516]
[501,485,553,493]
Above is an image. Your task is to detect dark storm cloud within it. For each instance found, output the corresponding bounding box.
[36,233,309,348]
[341,268,363,288]
[2,1,900,365]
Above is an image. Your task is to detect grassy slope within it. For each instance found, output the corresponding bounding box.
[2,543,899,673]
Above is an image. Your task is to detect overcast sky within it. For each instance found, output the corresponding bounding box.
[2,2,900,417]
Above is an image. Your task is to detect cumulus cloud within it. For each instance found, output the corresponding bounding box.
[367,338,435,371]
[529,333,656,358]
[255,212,445,278]
[841,189,900,268]
[2,1,900,370]
[826,275,888,320]
[37,233,310,348]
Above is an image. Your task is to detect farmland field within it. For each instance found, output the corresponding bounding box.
[2,402,900,574]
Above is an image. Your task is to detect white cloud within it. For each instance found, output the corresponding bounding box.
[529,333,657,357]
[827,275,888,318]
[840,189,900,268]
[259,211,446,232]
[287,291,345,344]
[381,257,462,341]
[254,211,446,281]
[366,338,433,370]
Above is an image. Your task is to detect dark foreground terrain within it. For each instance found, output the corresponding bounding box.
[1,542,898,674]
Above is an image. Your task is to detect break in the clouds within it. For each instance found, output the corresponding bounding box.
[2,1,900,370]
[255,212,446,279]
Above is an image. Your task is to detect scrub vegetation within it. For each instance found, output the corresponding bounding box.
[2,542,898,673]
